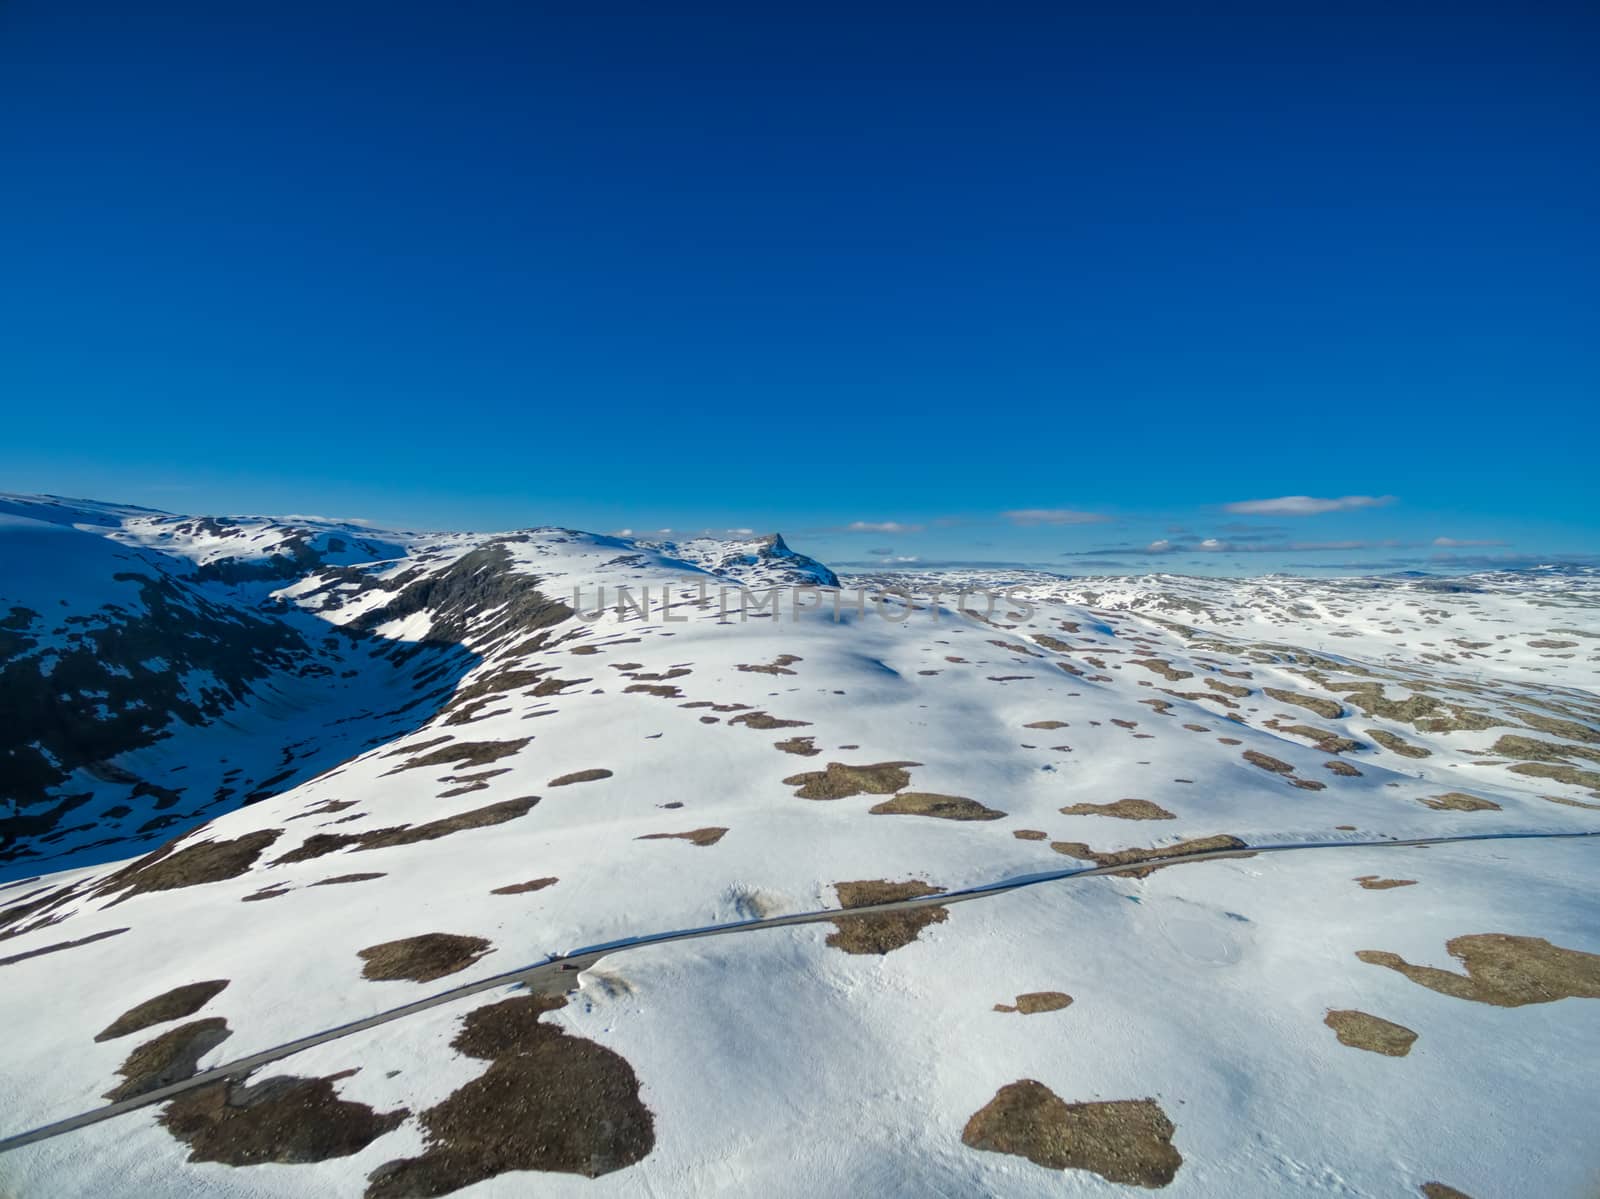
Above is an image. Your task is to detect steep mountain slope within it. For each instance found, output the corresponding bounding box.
[1,498,1596,1198]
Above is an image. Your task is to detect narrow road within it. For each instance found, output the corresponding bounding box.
[2,827,1595,1153]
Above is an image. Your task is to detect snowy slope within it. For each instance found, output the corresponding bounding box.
[1,498,1597,1198]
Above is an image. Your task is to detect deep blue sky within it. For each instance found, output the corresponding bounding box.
[2,1,1595,573]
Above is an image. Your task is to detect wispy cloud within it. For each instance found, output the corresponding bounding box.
[1432,536,1506,548]
[1222,495,1395,516]
[838,520,924,534]
[1066,538,1403,557]
[1002,508,1112,526]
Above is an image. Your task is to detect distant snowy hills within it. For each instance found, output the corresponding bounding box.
[1,493,1597,1198]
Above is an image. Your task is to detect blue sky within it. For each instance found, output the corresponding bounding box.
[1,1,1595,574]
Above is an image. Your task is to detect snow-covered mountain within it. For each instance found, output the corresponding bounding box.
[1,494,1597,1198]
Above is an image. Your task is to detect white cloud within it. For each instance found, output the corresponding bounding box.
[1432,536,1506,548]
[842,520,925,534]
[1002,508,1112,526]
[1222,495,1395,516]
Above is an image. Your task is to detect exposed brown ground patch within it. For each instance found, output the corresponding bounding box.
[623,682,682,698]
[491,877,558,895]
[1490,734,1600,766]
[637,827,727,846]
[736,654,802,675]
[1358,933,1600,1006]
[1024,720,1070,729]
[1263,721,1363,754]
[783,760,919,799]
[104,1018,233,1101]
[359,933,493,983]
[869,793,1006,821]
[994,991,1072,1014]
[1014,829,1048,841]
[1050,835,1251,878]
[774,735,820,756]
[1355,876,1417,890]
[364,994,653,1195]
[548,769,613,787]
[961,1081,1182,1187]
[826,879,948,954]
[384,739,531,775]
[1058,799,1175,821]
[1508,761,1600,794]
[730,711,810,730]
[1324,1009,1417,1056]
[1263,687,1343,719]
[1419,1184,1476,1199]
[1182,723,1210,732]
[0,925,130,968]
[98,830,282,901]
[1543,794,1600,810]
[96,980,230,1042]
[312,873,386,887]
[1205,678,1251,698]
[1030,634,1073,652]
[272,797,538,864]
[1243,750,1294,775]
[1325,760,1363,777]
[1420,792,1501,812]
[1128,658,1192,682]
[1367,728,1431,758]
[161,1069,407,1165]
[1516,710,1600,743]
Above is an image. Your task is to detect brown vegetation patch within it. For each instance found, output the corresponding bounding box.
[623,683,682,698]
[730,711,810,730]
[161,1069,407,1165]
[99,830,282,901]
[364,994,653,1194]
[1419,1184,1476,1199]
[774,735,820,756]
[1204,677,1251,699]
[1507,762,1600,794]
[961,1081,1182,1187]
[869,793,1006,821]
[1543,794,1600,811]
[273,797,539,864]
[1059,799,1175,821]
[1243,750,1294,775]
[1325,760,1363,777]
[1024,720,1070,729]
[491,877,559,895]
[1262,721,1363,754]
[637,827,727,846]
[1263,687,1343,719]
[96,980,230,1042]
[1031,634,1073,652]
[312,873,386,887]
[358,933,493,983]
[1013,829,1048,841]
[1182,723,1210,732]
[1366,728,1431,759]
[1420,792,1501,812]
[384,739,530,775]
[1128,658,1193,682]
[1050,835,1251,878]
[1515,710,1600,744]
[736,654,802,675]
[826,879,948,955]
[1490,734,1600,765]
[1357,933,1600,1006]
[1324,1009,1417,1056]
[549,769,613,787]
[994,991,1072,1014]
[104,1018,232,1101]
[783,761,919,799]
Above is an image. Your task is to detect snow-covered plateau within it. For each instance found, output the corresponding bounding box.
[1,492,1597,1198]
